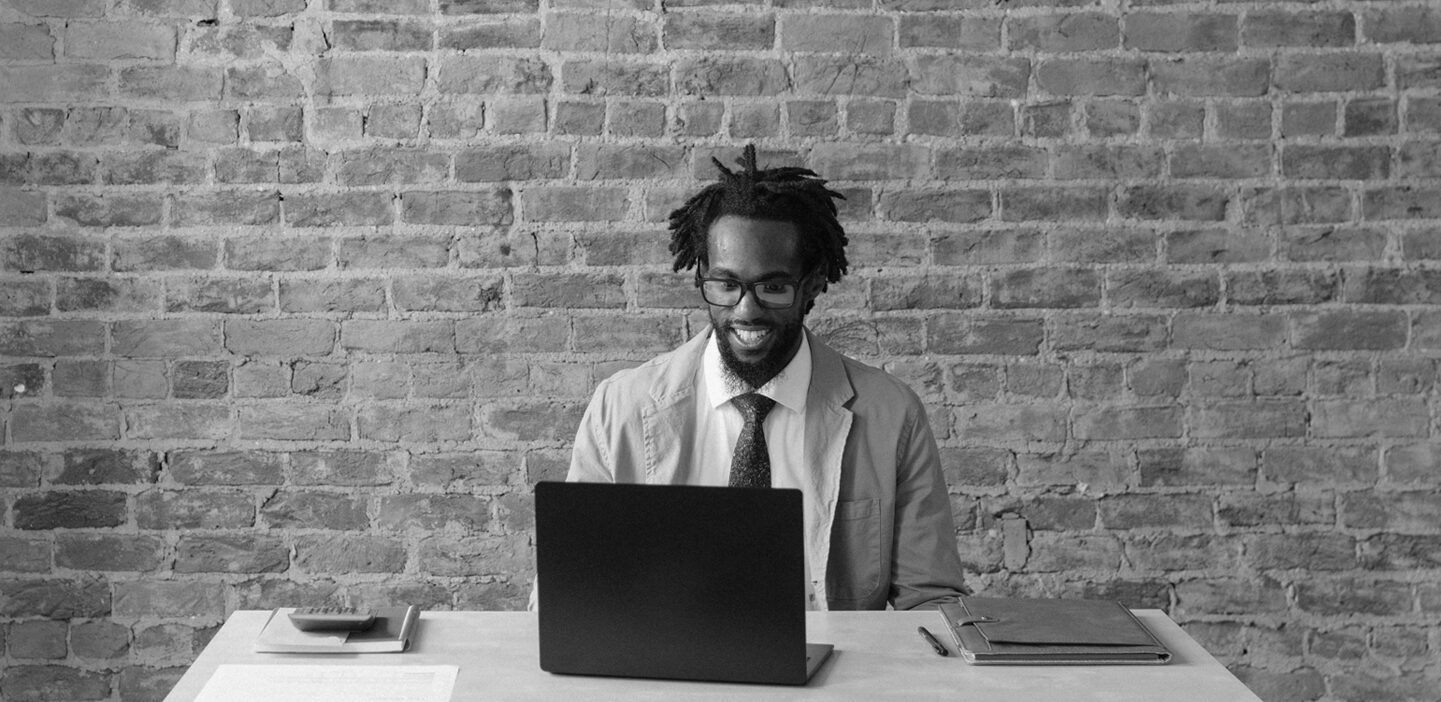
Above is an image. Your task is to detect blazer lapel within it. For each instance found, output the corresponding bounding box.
[803,331,855,610]
[641,331,708,484]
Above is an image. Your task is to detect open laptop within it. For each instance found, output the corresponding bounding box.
[533,481,834,685]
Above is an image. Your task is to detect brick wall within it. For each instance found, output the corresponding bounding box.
[2,0,1439,699]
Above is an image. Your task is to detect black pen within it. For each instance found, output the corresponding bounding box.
[917,626,948,657]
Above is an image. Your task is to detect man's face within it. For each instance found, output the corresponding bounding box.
[702,215,823,390]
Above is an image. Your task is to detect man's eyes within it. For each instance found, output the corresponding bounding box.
[760,283,791,294]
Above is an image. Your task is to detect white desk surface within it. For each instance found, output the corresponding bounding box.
[164,609,1261,701]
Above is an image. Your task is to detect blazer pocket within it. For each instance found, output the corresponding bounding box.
[827,498,881,603]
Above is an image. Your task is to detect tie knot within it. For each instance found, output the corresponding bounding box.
[732,393,776,421]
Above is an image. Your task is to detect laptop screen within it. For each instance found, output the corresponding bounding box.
[534,481,818,685]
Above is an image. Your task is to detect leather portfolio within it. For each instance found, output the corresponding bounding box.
[938,598,1172,665]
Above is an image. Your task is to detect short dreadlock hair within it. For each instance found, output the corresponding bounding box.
[668,144,849,286]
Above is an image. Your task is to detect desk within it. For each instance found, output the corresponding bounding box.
[164,610,1260,701]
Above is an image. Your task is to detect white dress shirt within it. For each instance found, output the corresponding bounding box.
[695,330,819,608]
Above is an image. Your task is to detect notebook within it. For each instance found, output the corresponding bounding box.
[938,598,1172,665]
[533,481,833,685]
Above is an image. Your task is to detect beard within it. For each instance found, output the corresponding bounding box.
[714,317,805,391]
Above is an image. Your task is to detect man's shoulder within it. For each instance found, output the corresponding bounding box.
[813,335,925,409]
[592,332,706,404]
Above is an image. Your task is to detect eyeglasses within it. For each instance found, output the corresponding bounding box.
[696,276,804,309]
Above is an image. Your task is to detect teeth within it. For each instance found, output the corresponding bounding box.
[733,328,769,346]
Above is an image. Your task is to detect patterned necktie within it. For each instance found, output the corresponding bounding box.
[728,393,777,488]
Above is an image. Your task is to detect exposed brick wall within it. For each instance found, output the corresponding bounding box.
[1,0,1439,699]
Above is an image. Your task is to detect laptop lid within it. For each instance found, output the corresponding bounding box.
[534,481,832,685]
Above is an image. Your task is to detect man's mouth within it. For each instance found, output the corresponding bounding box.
[728,326,772,350]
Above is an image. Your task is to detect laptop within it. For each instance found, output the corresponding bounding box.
[533,481,834,685]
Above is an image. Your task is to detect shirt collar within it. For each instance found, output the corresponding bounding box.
[703,329,811,414]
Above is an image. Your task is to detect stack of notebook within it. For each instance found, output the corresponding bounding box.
[937,598,1172,665]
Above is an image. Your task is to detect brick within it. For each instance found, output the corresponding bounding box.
[1139,447,1256,487]
[1344,97,1396,136]
[932,229,1042,266]
[898,14,996,49]
[0,578,109,619]
[400,189,513,226]
[1125,12,1235,51]
[910,56,1028,97]
[260,492,368,530]
[1012,13,1118,51]
[1099,493,1212,529]
[1242,188,1354,227]
[0,65,109,102]
[114,580,225,618]
[135,489,254,529]
[337,235,449,269]
[520,186,629,222]
[0,23,55,59]
[0,188,45,226]
[53,193,159,227]
[878,190,990,224]
[392,275,501,313]
[1191,400,1308,439]
[226,64,304,101]
[8,620,67,659]
[781,14,892,53]
[119,65,222,100]
[171,451,277,486]
[1,364,46,400]
[1277,53,1385,92]
[992,268,1101,309]
[664,13,772,50]
[475,399,581,442]
[1109,269,1218,308]
[52,360,109,397]
[237,404,349,441]
[12,404,120,442]
[439,18,539,50]
[1118,185,1227,221]
[1025,533,1123,573]
[56,449,158,485]
[456,315,570,354]
[2,235,104,273]
[1074,404,1183,440]
[0,321,99,358]
[676,56,789,96]
[487,96,547,134]
[232,0,304,15]
[101,151,206,186]
[561,59,667,97]
[336,149,447,186]
[954,403,1067,443]
[411,452,514,489]
[0,536,51,573]
[316,56,425,96]
[66,21,175,60]
[612,99,669,137]
[870,274,982,311]
[571,316,682,355]
[292,451,390,486]
[1127,533,1240,572]
[357,403,472,441]
[0,665,111,702]
[330,19,431,51]
[417,534,531,576]
[1360,534,1441,570]
[1151,57,1270,97]
[1293,309,1407,350]
[56,534,163,571]
[340,320,454,353]
[1001,187,1109,221]
[1053,145,1163,180]
[1017,449,1127,489]
[284,192,394,227]
[848,99,897,134]
[1314,398,1430,438]
[926,315,1041,356]
[1346,267,1441,304]
[1036,58,1146,97]
[1171,144,1270,179]
[1365,186,1441,220]
[14,491,126,529]
[164,277,271,314]
[575,144,686,181]
[729,102,779,138]
[1245,12,1355,48]
[1282,145,1389,180]
[124,404,228,440]
[1176,578,1288,616]
[295,534,406,574]
[1216,101,1271,139]
[1296,578,1413,616]
[1364,6,1441,45]
[543,12,654,52]
[435,55,550,94]
[377,493,490,531]
[1052,228,1154,265]
[456,144,569,182]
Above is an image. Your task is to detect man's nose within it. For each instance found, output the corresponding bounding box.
[732,285,765,320]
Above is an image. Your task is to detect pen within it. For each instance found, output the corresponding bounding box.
[917,626,948,657]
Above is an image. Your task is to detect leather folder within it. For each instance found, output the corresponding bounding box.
[938,598,1172,665]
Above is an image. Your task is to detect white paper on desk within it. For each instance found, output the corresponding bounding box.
[193,664,457,702]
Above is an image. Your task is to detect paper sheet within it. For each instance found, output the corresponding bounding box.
[193,664,458,702]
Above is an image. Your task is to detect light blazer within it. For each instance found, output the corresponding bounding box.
[567,328,968,610]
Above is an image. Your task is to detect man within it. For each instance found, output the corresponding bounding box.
[565,145,966,610]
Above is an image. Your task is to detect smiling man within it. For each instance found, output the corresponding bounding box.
[565,145,967,611]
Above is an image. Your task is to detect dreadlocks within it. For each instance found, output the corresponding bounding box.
[668,144,849,285]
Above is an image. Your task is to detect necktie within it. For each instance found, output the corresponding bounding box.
[728,393,777,488]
